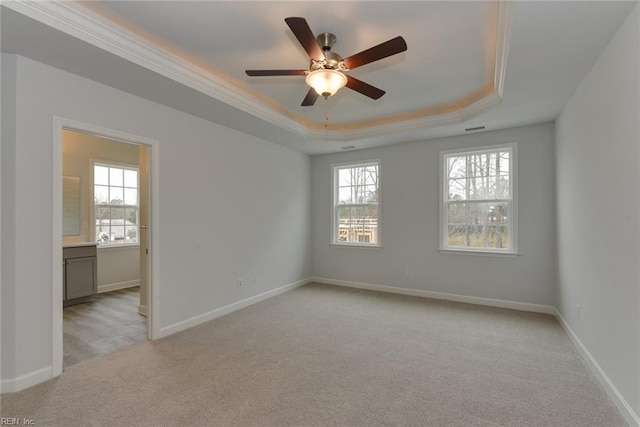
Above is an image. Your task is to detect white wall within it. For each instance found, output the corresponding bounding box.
[95,246,139,291]
[555,3,640,420]
[63,130,140,290]
[0,54,311,388]
[1,53,18,383]
[311,123,556,306]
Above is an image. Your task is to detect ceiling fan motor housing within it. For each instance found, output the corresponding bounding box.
[311,51,344,71]
[312,33,344,70]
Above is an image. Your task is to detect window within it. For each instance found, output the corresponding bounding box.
[440,143,517,254]
[94,163,139,246]
[333,161,380,246]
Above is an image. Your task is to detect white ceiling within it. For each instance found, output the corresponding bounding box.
[1,1,636,155]
[89,1,497,125]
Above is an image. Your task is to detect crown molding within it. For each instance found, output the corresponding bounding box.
[3,0,311,137]
[4,1,513,142]
[310,111,463,141]
[309,91,503,142]
[460,92,503,122]
[494,0,514,97]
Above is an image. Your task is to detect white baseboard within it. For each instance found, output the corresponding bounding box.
[554,309,640,427]
[311,277,555,314]
[157,277,312,339]
[98,280,139,293]
[137,304,148,317]
[0,366,52,393]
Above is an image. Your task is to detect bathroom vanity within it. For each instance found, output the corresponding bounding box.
[63,243,97,306]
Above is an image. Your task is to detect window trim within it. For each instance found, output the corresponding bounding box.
[438,143,518,256]
[331,159,382,248]
[91,159,140,247]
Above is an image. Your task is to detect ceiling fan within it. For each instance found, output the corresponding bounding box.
[246,17,407,106]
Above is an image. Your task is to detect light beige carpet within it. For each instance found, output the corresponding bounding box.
[1,283,627,426]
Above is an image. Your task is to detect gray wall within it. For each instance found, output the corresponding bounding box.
[555,4,639,417]
[311,123,557,306]
[0,54,312,385]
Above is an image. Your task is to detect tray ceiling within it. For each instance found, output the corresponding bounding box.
[1,1,636,154]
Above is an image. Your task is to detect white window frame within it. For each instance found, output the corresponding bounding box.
[92,160,140,248]
[439,143,518,256]
[332,160,382,248]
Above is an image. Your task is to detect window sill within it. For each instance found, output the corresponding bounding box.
[330,243,383,249]
[97,243,140,251]
[438,248,520,258]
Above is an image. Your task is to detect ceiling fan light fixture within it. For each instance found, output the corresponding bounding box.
[246,17,407,106]
[305,69,347,98]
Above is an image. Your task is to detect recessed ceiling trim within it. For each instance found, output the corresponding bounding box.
[494,0,514,97]
[308,97,500,142]
[2,0,311,138]
[4,1,513,141]
[460,92,502,122]
[306,88,502,141]
[310,111,463,141]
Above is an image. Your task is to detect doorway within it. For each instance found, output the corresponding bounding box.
[52,118,158,376]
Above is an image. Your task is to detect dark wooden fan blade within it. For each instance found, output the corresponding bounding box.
[345,75,386,100]
[301,88,319,106]
[343,36,407,70]
[246,70,307,76]
[285,17,325,61]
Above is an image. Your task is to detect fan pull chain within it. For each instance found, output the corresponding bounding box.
[324,97,330,128]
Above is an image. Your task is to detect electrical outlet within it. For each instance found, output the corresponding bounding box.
[253,274,258,285]
[405,268,412,277]
[237,278,244,288]
[576,304,581,320]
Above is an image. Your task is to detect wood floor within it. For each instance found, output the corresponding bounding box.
[63,287,147,369]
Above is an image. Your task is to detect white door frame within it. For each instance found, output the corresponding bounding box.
[52,116,160,377]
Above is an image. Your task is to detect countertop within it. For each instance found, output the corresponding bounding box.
[63,242,98,248]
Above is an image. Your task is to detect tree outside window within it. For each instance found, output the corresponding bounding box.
[333,161,380,246]
[441,144,516,253]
